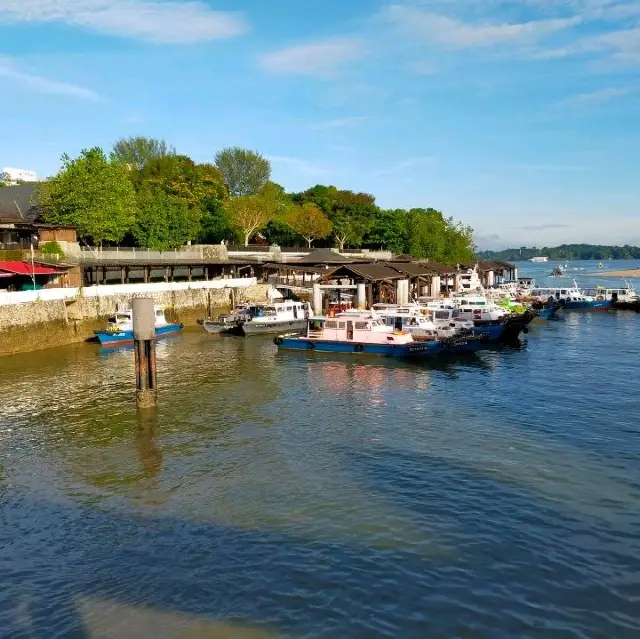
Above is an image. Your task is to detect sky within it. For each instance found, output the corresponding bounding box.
[0,0,638,250]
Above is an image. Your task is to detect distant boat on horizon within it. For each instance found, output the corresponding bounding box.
[528,256,549,263]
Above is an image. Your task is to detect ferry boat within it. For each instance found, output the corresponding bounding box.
[274,311,483,357]
[582,284,640,311]
[530,284,611,311]
[95,306,183,346]
[237,300,312,335]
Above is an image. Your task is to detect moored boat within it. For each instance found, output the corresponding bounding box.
[95,306,183,346]
[238,300,312,335]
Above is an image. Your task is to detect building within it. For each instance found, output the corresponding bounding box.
[2,167,38,184]
[0,183,77,250]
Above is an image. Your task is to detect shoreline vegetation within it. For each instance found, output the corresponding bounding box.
[10,136,476,265]
[479,244,640,261]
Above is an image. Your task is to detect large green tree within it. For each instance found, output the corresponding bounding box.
[35,147,136,244]
[133,185,200,250]
[214,147,271,197]
[286,203,333,248]
[112,136,175,171]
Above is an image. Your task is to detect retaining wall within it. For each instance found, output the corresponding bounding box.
[0,283,271,357]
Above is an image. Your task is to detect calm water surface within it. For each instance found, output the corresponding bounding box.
[1,261,640,638]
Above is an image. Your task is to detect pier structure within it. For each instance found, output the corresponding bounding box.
[132,298,158,409]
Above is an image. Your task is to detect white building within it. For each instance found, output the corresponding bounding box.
[1,167,38,184]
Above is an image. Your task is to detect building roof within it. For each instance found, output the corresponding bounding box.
[461,259,516,272]
[385,261,438,277]
[321,263,405,282]
[414,260,459,275]
[0,261,63,275]
[291,248,362,265]
[0,184,39,225]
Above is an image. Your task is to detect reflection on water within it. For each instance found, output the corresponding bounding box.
[1,313,640,638]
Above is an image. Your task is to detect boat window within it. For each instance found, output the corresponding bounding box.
[324,320,338,329]
[355,322,368,330]
[155,310,164,316]
[286,306,292,311]
[338,322,345,329]
[107,316,117,323]
[116,314,129,322]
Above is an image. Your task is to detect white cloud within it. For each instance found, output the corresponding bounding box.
[0,0,247,44]
[312,116,368,129]
[269,155,329,175]
[384,4,581,49]
[259,38,366,76]
[558,86,636,107]
[0,56,100,101]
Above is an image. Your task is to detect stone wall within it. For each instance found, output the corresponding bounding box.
[0,283,271,357]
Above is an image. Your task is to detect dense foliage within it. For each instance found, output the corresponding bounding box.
[478,245,640,261]
[32,138,476,263]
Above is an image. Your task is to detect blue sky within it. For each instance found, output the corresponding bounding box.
[0,0,638,249]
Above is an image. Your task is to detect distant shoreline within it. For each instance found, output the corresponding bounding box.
[585,268,640,277]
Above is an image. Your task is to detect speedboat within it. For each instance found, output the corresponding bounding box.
[95,306,183,346]
[530,283,611,311]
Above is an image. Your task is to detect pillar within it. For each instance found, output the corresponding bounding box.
[121,267,126,285]
[204,266,209,281]
[357,282,366,309]
[453,274,461,293]
[396,278,409,305]
[125,267,130,284]
[132,298,157,409]
[431,275,441,297]
[486,270,495,287]
[313,283,322,315]
[164,267,170,283]
[102,267,107,284]
[143,266,149,283]
[188,266,192,282]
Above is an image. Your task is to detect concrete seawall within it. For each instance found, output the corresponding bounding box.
[0,284,271,357]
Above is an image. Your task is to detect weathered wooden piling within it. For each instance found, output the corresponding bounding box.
[132,297,158,409]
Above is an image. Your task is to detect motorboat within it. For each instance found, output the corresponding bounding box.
[237,300,312,335]
[274,311,482,357]
[94,306,183,346]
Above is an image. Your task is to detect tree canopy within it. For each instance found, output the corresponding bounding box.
[214,147,271,197]
[478,245,640,261]
[112,136,174,171]
[35,147,137,245]
[33,141,476,265]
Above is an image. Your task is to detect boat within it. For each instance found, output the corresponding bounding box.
[273,311,483,358]
[530,283,611,311]
[237,300,312,335]
[531,298,563,320]
[583,283,640,311]
[94,306,183,346]
[549,266,564,277]
[597,262,605,269]
[528,256,548,263]
[201,313,241,334]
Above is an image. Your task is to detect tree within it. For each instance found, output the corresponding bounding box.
[35,147,136,244]
[133,185,199,250]
[112,136,174,171]
[0,171,11,187]
[198,196,238,244]
[286,203,333,248]
[214,147,271,197]
[224,195,273,246]
[364,209,408,254]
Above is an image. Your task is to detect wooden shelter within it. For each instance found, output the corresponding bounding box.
[319,263,405,306]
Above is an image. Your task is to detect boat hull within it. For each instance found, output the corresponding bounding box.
[274,336,443,357]
[241,319,308,335]
[537,305,563,320]
[612,301,640,311]
[202,321,237,334]
[562,300,611,311]
[95,323,183,346]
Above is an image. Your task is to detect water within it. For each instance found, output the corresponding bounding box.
[1,261,640,638]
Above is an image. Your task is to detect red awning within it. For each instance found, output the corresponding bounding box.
[0,261,63,276]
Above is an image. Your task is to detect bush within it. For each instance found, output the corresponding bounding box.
[40,240,65,258]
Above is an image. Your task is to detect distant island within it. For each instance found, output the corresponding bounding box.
[478,244,640,261]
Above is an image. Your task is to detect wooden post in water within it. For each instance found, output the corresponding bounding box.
[132,298,158,409]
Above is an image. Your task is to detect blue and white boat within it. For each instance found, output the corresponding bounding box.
[274,311,486,358]
[530,283,611,311]
[95,306,183,346]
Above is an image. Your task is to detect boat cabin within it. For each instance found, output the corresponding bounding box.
[242,300,310,322]
[305,311,414,344]
[105,306,168,332]
[583,287,639,302]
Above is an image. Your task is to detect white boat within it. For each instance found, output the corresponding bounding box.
[450,294,510,322]
[528,256,549,263]
[582,283,640,308]
[239,300,312,335]
[376,306,453,339]
[95,306,183,346]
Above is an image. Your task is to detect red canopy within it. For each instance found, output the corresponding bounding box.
[0,261,62,276]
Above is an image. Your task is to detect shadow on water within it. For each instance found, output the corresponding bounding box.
[3,442,640,639]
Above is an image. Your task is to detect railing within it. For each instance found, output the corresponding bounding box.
[226,245,271,252]
[0,277,257,306]
[79,247,208,262]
